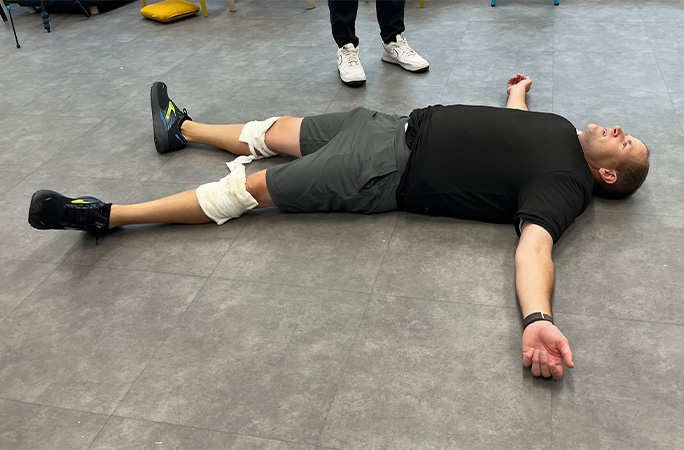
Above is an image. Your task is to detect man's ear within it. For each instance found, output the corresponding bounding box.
[598,168,617,184]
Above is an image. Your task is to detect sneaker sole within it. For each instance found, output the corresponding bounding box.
[28,189,59,230]
[341,78,366,87]
[381,55,430,73]
[151,82,170,154]
[338,70,367,86]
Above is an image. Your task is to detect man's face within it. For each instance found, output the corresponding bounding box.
[580,124,648,169]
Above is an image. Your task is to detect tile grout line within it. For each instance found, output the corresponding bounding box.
[25,117,105,175]
[369,212,401,297]
[49,258,684,330]
[86,413,115,450]
[100,126,245,418]
[592,209,684,220]
[56,248,377,294]
[1,258,212,436]
[0,172,30,203]
[0,233,88,324]
[0,261,62,330]
[442,3,474,88]
[312,291,372,449]
[92,412,330,449]
[0,396,325,450]
[0,394,111,449]
[350,289,684,329]
[56,259,210,280]
[323,82,346,115]
[105,274,211,422]
[639,10,684,137]
[0,396,111,418]
[638,0,675,136]
[311,213,401,447]
[554,309,684,329]
[203,215,250,280]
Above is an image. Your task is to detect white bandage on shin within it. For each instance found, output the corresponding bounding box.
[239,116,280,159]
[196,165,258,225]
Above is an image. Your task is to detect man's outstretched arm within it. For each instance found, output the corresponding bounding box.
[515,221,574,379]
[506,74,532,111]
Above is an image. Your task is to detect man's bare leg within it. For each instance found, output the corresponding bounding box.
[30,110,301,233]
[107,115,303,228]
[108,170,273,228]
[180,117,304,158]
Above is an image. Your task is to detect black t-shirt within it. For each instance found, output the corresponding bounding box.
[397,105,594,243]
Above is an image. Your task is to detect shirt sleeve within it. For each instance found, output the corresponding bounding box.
[515,172,591,244]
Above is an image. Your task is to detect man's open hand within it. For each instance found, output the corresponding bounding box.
[522,321,574,380]
[507,73,532,95]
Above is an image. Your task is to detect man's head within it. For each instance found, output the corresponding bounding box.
[578,124,650,199]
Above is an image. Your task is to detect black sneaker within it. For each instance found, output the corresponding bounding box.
[28,190,111,243]
[151,81,192,154]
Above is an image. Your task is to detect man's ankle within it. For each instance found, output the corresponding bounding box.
[180,119,192,142]
[107,204,119,229]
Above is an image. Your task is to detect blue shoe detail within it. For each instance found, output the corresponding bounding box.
[160,110,168,131]
[175,134,183,144]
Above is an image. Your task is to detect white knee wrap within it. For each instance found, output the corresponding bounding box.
[239,116,280,159]
[196,165,258,225]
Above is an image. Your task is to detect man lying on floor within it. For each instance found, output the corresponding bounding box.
[28,74,650,381]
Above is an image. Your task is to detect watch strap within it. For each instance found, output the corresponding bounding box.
[523,312,554,329]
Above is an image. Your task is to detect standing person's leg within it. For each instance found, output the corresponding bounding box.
[376,0,405,45]
[377,0,429,73]
[329,0,366,85]
[329,0,359,48]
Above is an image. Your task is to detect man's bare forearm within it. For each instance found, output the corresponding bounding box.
[515,246,554,317]
[516,222,573,379]
[506,88,529,111]
[515,222,555,317]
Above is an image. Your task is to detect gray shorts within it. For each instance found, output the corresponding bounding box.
[266,107,410,214]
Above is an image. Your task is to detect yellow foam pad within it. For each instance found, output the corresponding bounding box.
[141,0,200,23]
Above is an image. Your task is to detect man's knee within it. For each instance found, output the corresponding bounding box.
[196,166,259,225]
[246,170,274,207]
[264,116,303,158]
[239,117,280,158]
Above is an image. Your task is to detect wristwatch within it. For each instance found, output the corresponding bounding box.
[523,312,554,329]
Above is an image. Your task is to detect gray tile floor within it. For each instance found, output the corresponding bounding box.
[1,0,683,448]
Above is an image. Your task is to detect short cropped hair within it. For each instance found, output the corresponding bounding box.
[593,145,650,199]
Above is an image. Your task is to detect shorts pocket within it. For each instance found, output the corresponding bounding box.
[351,126,398,192]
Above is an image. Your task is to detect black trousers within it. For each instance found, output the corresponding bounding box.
[329,0,406,48]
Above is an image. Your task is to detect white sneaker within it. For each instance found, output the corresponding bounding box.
[337,43,367,86]
[381,34,429,73]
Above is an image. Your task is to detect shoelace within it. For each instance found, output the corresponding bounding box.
[62,204,108,244]
[95,226,102,245]
[394,40,417,57]
[175,108,190,131]
[340,47,361,67]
